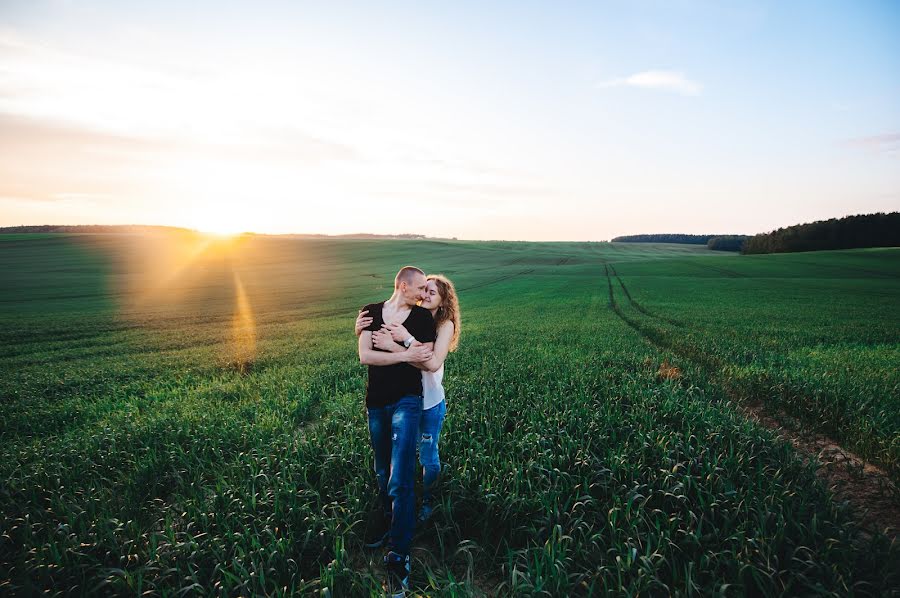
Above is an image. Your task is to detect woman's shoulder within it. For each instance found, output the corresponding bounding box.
[435,319,454,340]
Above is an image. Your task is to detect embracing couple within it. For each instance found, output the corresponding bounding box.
[355,266,460,597]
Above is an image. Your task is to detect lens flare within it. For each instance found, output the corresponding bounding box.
[229,271,256,372]
[105,231,258,370]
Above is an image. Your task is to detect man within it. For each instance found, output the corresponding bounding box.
[358,266,436,597]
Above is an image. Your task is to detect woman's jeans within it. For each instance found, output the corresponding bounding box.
[367,394,422,556]
[419,399,446,506]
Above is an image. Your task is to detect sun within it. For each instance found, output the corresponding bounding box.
[193,214,249,237]
[200,225,245,238]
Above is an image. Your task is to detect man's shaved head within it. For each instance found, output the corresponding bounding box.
[395,266,426,290]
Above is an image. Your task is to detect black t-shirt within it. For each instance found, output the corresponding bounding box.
[362,301,436,408]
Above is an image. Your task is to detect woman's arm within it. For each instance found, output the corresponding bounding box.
[372,328,404,352]
[356,309,406,353]
[416,321,453,373]
[355,310,373,337]
[384,322,412,344]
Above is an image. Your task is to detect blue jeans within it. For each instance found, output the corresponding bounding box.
[367,394,422,556]
[419,400,446,506]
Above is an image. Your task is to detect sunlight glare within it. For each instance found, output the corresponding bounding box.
[230,271,257,372]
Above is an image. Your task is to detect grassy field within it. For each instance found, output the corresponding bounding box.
[1,233,898,596]
[611,250,900,478]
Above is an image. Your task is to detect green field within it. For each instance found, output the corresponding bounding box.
[1,233,898,596]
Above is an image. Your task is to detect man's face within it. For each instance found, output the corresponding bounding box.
[400,273,427,306]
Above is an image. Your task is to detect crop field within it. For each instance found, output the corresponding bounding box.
[1,233,898,596]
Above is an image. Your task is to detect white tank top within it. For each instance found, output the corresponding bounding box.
[422,365,445,410]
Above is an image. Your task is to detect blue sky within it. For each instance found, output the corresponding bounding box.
[0,0,897,239]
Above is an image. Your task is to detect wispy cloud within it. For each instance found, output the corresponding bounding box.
[597,70,702,96]
[845,133,900,155]
[0,112,164,202]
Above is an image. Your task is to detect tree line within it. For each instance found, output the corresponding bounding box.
[0,225,194,234]
[0,225,438,240]
[611,234,731,244]
[610,233,749,251]
[707,236,749,251]
[742,212,900,254]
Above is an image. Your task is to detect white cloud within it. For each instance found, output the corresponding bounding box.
[598,70,702,96]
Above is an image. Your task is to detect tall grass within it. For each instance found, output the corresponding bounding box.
[1,235,897,595]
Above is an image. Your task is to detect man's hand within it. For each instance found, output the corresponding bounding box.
[372,329,397,351]
[384,322,411,343]
[402,344,433,363]
[355,310,373,337]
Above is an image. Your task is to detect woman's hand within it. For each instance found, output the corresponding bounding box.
[355,310,373,336]
[371,328,397,351]
[402,344,433,363]
[384,322,411,342]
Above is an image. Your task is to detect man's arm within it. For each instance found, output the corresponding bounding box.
[408,341,435,371]
[359,330,432,365]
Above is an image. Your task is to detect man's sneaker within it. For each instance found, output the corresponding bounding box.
[363,510,390,549]
[383,551,410,597]
[417,503,434,523]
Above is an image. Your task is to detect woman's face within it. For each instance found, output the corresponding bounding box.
[420,280,444,310]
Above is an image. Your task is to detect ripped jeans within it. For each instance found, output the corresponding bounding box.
[367,394,422,556]
[419,399,446,506]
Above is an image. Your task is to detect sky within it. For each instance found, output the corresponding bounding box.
[0,0,898,241]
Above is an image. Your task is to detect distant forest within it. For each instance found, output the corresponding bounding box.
[707,236,749,252]
[742,212,900,254]
[0,225,432,240]
[611,234,745,246]
[0,225,195,234]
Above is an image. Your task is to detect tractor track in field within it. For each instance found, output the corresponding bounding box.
[607,265,685,327]
[602,265,900,540]
[738,400,900,540]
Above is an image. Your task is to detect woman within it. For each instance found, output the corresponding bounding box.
[356,274,461,522]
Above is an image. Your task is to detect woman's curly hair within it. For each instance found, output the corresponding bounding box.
[427,274,460,351]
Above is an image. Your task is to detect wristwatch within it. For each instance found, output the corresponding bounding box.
[403,336,415,348]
